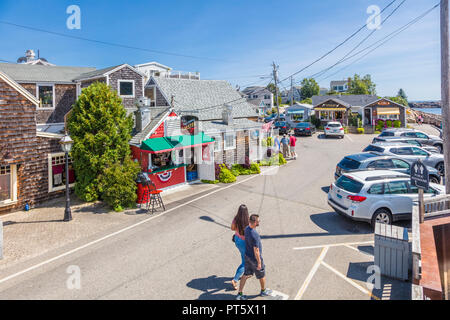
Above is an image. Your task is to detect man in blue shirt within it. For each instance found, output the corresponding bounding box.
[236,214,272,300]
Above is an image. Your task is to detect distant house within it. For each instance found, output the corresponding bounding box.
[362,98,407,128]
[319,87,328,95]
[285,103,314,126]
[241,86,274,110]
[330,80,349,93]
[281,86,302,104]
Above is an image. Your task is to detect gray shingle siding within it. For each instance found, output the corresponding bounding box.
[108,67,144,109]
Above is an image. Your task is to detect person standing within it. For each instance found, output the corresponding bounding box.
[236,214,272,300]
[280,135,289,159]
[230,205,250,290]
[289,133,297,159]
[273,135,281,154]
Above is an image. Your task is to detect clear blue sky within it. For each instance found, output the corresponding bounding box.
[0,0,442,100]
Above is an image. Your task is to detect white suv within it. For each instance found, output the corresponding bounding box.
[327,170,445,226]
[324,122,344,139]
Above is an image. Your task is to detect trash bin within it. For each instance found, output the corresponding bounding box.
[374,222,410,281]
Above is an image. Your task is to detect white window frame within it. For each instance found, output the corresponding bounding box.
[212,135,222,152]
[48,153,75,193]
[0,164,17,207]
[36,83,56,109]
[118,79,135,98]
[224,132,236,150]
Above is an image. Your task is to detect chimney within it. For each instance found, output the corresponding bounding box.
[25,50,36,62]
[135,97,152,133]
[222,105,233,125]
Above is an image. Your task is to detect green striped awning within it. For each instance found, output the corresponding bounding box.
[140,132,214,153]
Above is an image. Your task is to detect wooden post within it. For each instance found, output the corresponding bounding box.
[419,188,425,224]
[441,0,450,195]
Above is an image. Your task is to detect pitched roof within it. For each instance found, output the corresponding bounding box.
[129,107,171,145]
[0,70,40,105]
[150,77,258,121]
[242,86,272,96]
[199,118,262,133]
[0,63,96,83]
[330,80,348,86]
[73,64,145,81]
[312,95,379,107]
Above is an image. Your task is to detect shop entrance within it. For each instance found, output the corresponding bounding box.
[185,147,198,181]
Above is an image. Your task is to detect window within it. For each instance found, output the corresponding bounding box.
[48,153,75,192]
[368,184,384,194]
[118,80,134,97]
[320,111,332,120]
[379,131,395,137]
[401,132,417,138]
[212,135,222,152]
[415,132,429,139]
[363,145,385,153]
[411,147,428,156]
[336,176,364,193]
[339,158,361,170]
[252,95,258,99]
[37,84,54,108]
[385,181,409,194]
[391,147,413,155]
[408,183,436,194]
[392,159,410,169]
[0,165,17,205]
[264,95,271,100]
[224,132,236,150]
[405,140,420,146]
[367,159,394,169]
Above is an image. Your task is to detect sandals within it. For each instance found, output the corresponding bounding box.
[231,280,238,290]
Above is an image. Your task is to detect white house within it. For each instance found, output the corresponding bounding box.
[242,86,274,110]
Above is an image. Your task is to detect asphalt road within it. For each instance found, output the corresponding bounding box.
[0,133,411,300]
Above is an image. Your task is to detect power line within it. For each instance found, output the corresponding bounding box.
[278,0,398,83]
[0,20,235,63]
[318,2,440,82]
[310,0,407,80]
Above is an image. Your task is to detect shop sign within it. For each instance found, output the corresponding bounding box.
[181,116,198,135]
[377,100,390,106]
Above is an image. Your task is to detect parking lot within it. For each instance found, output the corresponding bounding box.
[0,131,412,300]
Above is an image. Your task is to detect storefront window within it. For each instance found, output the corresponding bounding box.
[0,165,11,202]
[49,153,75,192]
[224,132,236,150]
[151,152,173,170]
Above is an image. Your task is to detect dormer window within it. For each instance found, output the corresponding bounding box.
[118,80,135,97]
[37,84,55,109]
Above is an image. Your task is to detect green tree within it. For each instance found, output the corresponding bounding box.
[67,82,140,210]
[300,97,312,104]
[397,88,408,101]
[386,96,408,107]
[348,74,376,95]
[300,78,320,100]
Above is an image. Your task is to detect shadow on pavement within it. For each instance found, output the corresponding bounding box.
[186,275,259,300]
[199,216,230,230]
[310,212,373,235]
[321,186,330,194]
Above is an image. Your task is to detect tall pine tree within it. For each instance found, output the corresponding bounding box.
[67,82,139,210]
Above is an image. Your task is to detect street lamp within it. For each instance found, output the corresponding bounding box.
[59,133,74,222]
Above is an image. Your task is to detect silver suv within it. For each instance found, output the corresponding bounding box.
[324,122,344,139]
[371,137,440,153]
[335,152,441,184]
[328,170,445,226]
[377,128,443,153]
[363,143,445,176]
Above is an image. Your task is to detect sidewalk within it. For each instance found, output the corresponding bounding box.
[0,182,219,270]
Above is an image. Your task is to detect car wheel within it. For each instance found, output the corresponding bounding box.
[430,176,440,184]
[436,162,445,176]
[371,208,392,227]
[435,144,443,154]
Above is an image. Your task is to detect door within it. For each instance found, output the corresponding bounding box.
[198,144,215,181]
[364,109,371,125]
[384,181,413,216]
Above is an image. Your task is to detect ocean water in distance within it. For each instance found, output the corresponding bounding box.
[412,108,441,115]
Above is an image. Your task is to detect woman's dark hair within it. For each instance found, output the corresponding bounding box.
[234,205,249,236]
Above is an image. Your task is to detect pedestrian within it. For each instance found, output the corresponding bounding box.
[273,135,281,154]
[289,133,297,159]
[236,214,272,300]
[280,134,289,159]
[230,204,250,290]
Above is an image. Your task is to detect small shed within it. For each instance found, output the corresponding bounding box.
[285,103,314,126]
[362,98,407,127]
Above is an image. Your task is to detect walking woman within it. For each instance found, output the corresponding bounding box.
[231,204,250,290]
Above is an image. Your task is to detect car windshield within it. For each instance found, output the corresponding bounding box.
[338,157,361,170]
[297,123,310,127]
[327,123,341,128]
[336,175,364,193]
[379,131,395,137]
[363,145,385,153]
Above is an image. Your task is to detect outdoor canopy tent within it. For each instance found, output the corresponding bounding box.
[140,132,215,154]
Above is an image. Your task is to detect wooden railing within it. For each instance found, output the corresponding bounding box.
[423,194,450,220]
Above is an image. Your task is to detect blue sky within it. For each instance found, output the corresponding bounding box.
[0,0,442,100]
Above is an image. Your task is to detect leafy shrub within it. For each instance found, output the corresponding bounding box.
[231,163,261,176]
[386,120,392,128]
[250,163,261,174]
[242,156,251,169]
[357,128,365,134]
[393,120,401,128]
[374,130,381,134]
[219,165,236,183]
[343,127,349,134]
[99,158,140,212]
[201,179,219,184]
[278,153,287,165]
[375,119,384,132]
[262,137,274,147]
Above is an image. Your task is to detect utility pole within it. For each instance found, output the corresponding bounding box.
[441,0,450,194]
[272,62,280,120]
[290,76,294,106]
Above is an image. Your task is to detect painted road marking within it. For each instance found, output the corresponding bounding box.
[0,166,280,286]
[345,135,354,142]
[293,241,374,251]
[294,246,329,300]
[321,261,380,300]
[265,289,289,300]
[344,244,373,256]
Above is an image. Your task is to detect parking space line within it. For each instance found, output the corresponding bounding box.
[321,261,380,300]
[293,241,374,251]
[345,135,353,142]
[294,246,328,300]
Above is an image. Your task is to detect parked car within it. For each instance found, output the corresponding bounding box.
[362,143,445,176]
[294,122,316,136]
[324,122,344,139]
[371,137,440,153]
[273,121,291,135]
[328,170,445,226]
[335,152,441,184]
[264,114,277,123]
[377,128,443,153]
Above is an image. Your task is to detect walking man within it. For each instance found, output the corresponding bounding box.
[236,214,272,300]
[289,133,297,159]
[280,134,289,159]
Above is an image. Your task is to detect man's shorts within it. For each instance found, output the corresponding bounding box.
[244,255,265,279]
[290,145,295,152]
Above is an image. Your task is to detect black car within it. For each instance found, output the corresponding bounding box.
[273,121,291,135]
[294,122,316,136]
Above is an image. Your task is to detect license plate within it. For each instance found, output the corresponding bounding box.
[332,130,339,133]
